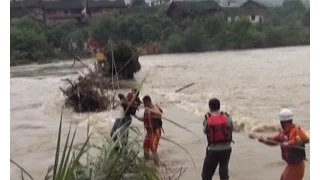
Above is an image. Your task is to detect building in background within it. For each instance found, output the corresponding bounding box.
[86,0,127,18]
[222,0,267,23]
[240,0,268,23]
[10,0,44,21]
[151,0,171,7]
[166,0,221,25]
[166,0,268,25]
[42,0,85,24]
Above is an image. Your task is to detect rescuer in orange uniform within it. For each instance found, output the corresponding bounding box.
[134,95,163,166]
[251,108,309,180]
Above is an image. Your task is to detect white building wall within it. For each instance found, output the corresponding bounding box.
[227,15,264,24]
[249,14,264,24]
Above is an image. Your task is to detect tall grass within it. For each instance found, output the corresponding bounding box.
[11,107,192,180]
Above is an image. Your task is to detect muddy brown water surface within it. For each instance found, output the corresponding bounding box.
[11,46,310,179]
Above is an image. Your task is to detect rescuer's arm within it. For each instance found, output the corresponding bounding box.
[133,114,144,122]
[203,112,210,134]
[258,133,281,146]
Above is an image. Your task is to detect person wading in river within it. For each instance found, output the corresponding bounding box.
[250,108,309,180]
[202,98,234,180]
[134,95,163,166]
[110,93,139,151]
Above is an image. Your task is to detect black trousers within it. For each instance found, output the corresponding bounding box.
[201,148,232,180]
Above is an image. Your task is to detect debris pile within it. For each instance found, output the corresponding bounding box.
[60,71,111,112]
[59,42,142,113]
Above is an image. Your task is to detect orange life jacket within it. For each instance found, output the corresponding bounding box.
[206,114,232,144]
[143,105,163,132]
[280,126,306,164]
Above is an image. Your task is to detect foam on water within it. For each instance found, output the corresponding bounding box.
[151,89,281,133]
[43,46,310,136]
[136,47,309,133]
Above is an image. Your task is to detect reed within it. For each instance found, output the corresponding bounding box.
[11,108,193,180]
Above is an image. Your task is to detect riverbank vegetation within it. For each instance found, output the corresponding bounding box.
[11,110,189,180]
[10,0,309,65]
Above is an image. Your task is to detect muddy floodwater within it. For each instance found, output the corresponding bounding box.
[11,46,310,180]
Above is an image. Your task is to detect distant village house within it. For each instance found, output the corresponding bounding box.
[166,0,268,25]
[86,0,127,18]
[42,0,85,24]
[216,0,268,23]
[151,0,171,7]
[10,0,129,23]
[240,0,268,23]
[166,0,221,25]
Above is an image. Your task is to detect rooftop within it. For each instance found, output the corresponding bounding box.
[42,0,84,10]
[169,0,221,13]
[222,7,249,16]
[87,0,127,9]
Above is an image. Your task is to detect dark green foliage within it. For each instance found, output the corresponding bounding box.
[165,33,185,53]
[10,18,53,64]
[106,42,141,79]
[11,1,310,65]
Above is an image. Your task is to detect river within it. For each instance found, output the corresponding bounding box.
[10,46,310,180]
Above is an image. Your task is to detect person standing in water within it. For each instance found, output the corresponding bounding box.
[250,108,309,180]
[202,98,233,180]
[110,93,139,150]
[134,95,163,166]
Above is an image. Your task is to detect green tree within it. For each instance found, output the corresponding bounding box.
[165,33,185,53]
[302,10,310,27]
[114,16,135,40]
[128,26,142,44]
[106,42,141,79]
[48,21,76,50]
[203,15,226,36]
[162,26,175,40]
[264,26,288,46]
[282,0,307,14]
[141,24,161,42]
[11,27,51,63]
[10,17,43,34]
[68,30,86,50]
[92,17,116,47]
[183,23,208,52]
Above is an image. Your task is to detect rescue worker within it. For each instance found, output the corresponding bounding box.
[251,108,309,180]
[110,93,138,151]
[95,48,106,69]
[202,98,233,180]
[134,95,163,166]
